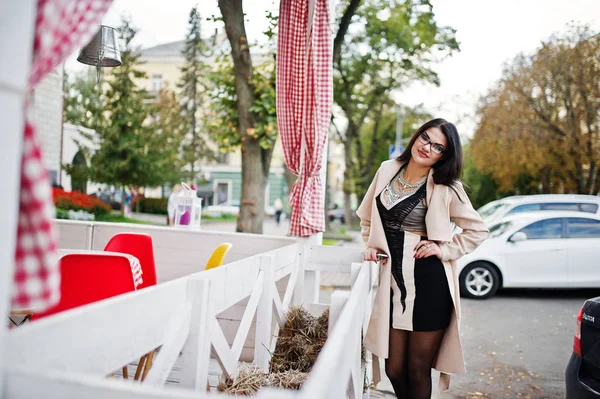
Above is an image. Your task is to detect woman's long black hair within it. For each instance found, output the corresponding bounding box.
[396,118,463,186]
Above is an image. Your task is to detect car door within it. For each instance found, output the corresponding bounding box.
[566,217,600,287]
[503,218,568,287]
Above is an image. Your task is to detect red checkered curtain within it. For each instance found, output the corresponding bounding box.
[277,0,333,237]
[12,0,112,311]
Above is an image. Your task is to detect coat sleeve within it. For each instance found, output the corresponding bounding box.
[437,182,489,262]
[356,167,381,245]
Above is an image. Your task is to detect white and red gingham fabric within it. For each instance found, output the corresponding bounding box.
[12,0,112,311]
[277,0,333,237]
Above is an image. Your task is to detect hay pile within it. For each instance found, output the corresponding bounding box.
[217,306,329,395]
[217,364,308,395]
[269,306,329,374]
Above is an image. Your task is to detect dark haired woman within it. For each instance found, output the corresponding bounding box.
[356,118,489,398]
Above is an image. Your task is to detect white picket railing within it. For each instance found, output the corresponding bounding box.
[4,225,376,399]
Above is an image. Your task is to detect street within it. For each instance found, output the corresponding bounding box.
[320,286,598,399]
[438,288,598,399]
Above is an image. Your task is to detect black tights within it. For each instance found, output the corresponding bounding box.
[384,328,445,399]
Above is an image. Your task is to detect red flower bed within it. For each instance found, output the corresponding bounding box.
[53,188,111,217]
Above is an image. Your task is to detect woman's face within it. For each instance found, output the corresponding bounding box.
[410,127,447,168]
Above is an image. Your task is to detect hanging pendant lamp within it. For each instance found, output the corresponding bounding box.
[77,25,121,81]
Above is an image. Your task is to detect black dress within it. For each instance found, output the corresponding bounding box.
[376,184,453,332]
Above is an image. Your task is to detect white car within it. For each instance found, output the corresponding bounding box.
[203,200,276,217]
[457,211,600,299]
[478,194,600,227]
[203,200,240,217]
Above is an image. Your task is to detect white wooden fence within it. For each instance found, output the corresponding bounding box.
[4,223,377,399]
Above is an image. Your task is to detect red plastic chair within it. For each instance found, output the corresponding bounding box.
[31,254,136,320]
[103,233,157,289]
[103,232,158,379]
[31,253,136,379]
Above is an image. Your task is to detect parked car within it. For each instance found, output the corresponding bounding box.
[457,211,600,299]
[566,297,600,398]
[91,191,121,210]
[478,194,600,227]
[203,200,240,217]
[327,207,346,223]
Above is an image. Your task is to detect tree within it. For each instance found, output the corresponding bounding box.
[62,70,105,190]
[333,0,460,222]
[461,145,501,209]
[472,24,600,194]
[178,7,215,184]
[88,20,168,213]
[149,88,187,186]
[216,0,278,233]
[64,69,105,133]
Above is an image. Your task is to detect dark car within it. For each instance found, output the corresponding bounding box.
[327,208,346,224]
[566,296,600,398]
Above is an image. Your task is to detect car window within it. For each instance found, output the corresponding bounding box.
[488,221,515,238]
[479,203,511,221]
[579,203,599,213]
[478,202,504,218]
[567,218,600,238]
[517,218,563,239]
[507,204,542,214]
[541,202,581,212]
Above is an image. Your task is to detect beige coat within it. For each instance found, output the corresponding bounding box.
[356,159,489,391]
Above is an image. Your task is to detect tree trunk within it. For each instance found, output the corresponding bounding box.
[343,146,353,227]
[219,0,268,233]
[120,186,126,216]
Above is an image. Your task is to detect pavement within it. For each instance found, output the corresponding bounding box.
[129,213,596,398]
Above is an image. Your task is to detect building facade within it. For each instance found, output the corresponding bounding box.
[32,66,64,186]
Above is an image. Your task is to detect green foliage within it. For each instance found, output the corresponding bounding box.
[55,208,70,220]
[96,213,151,224]
[64,19,179,209]
[206,60,277,152]
[63,19,183,208]
[462,145,501,209]
[178,7,215,182]
[132,196,168,215]
[149,88,187,185]
[334,0,460,205]
[64,69,105,133]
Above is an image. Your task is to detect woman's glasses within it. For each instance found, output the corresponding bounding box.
[418,133,445,155]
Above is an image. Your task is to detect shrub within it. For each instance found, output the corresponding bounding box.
[55,208,70,219]
[132,196,168,215]
[52,188,111,217]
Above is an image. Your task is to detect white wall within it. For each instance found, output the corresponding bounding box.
[32,66,63,184]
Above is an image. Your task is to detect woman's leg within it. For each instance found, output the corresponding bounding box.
[407,329,446,399]
[385,328,409,397]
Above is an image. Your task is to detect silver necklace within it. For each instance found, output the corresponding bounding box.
[397,168,427,189]
[383,169,427,207]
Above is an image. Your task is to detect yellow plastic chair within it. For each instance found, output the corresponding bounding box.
[205,243,233,270]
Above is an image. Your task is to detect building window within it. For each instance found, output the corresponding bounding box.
[150,74,162,92]
[218,152,230,164]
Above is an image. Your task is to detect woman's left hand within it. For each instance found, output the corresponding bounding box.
[414,240,442,259]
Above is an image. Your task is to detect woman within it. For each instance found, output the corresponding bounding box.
[356,118,489,398]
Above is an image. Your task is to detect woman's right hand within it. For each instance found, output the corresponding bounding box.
[363,247,387,265]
